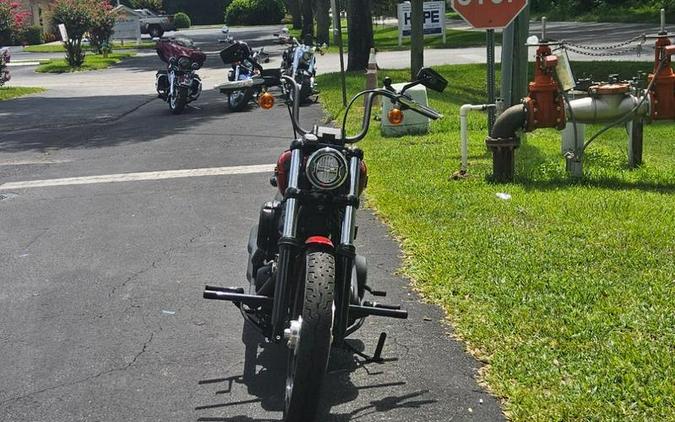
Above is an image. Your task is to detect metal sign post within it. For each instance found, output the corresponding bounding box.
[486,29,496,131]
[330,0,347,107]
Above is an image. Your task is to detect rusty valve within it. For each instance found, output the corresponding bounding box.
[522,44,566,132]
[648,37,675,120]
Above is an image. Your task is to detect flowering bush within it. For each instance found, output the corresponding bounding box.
[89,0,117,55]
[0,47,10,86]
[0,0,30,46]
[51,0,93,67]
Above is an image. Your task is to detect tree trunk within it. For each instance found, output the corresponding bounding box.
[284,0,303,30]
[302,0,314,37]
[313,0,330,45]
[346,0,373,71]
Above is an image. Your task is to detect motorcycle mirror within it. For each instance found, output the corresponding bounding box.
[415,67,448,93]
[191,62,200,70]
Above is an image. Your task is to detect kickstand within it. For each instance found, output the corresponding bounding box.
[344,332,388,364]
[187,104,201,111]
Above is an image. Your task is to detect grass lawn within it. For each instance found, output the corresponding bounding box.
[317,62,675,420]
[24,41,155,53]
[35,53,134,73]
[290,24,494,53]
[0,86,45,101]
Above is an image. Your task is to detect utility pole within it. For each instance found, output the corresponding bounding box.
[410,0,424,80]
[330,0,347,106]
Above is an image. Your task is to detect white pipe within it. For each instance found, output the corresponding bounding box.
[459,104,496,173]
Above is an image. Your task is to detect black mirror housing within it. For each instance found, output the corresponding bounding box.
[416,67,447,93]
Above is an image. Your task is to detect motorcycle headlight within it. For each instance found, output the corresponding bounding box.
[177,56,192,70]
[302,51,313,62]
[305,148,348,190]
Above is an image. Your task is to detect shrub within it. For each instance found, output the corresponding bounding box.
[0,47,10,86]
[21,25,44,45]
[174,11,190,29]
[51,0,93,67]
[0,0,30,45]
[89,0,116,54]
[129,0,163,12]
[224,0,285,25]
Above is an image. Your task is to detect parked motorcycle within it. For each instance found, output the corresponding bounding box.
[281,35,324,103]
[155,37,206,114]
[204,68,448,421]
[216,40,279,112]
[0,47,10,87]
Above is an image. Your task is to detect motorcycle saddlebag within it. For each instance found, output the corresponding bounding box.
[261,68,281,87]
[155,70,168,96]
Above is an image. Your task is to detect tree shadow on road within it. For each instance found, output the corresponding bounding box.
[195,321,436,421]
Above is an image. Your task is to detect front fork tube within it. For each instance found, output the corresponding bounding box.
[168,70,175,97]
[271,146,302,341]
[334,154,362,345]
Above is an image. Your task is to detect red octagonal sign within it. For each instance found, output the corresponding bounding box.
[451,0,529,30]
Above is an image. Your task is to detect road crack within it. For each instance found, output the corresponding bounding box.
[0,331,155,407]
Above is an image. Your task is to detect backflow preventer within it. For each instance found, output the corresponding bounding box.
[485,12,675,182]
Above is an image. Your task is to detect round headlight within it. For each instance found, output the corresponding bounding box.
[177,56,192,70]
[306,148,348,190]
[302,51,313,62]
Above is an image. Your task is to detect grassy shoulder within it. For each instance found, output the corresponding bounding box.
[0,86,45,101]
[317,63,675,420]
[24,41,155,53]
[36,53,134,73]
[532,4,673,23]
[290,24,494,53]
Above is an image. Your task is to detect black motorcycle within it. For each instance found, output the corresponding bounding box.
[204,68,447,421]
[155,37,205,114]
[216,40,279,112]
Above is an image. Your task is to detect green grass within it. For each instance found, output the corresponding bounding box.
[24,41,155,53]
[317,62,675,420]
[35,53,134,73]
[0,86,45,101]
[290,24,494,53]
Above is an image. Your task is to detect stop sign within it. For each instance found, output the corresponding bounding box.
[451,0,528,30]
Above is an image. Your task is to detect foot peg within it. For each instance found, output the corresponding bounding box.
[203,285,272,309]
[364,285,387,297]
[349,303,407,319]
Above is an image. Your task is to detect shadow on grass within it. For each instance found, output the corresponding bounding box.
[500,141,675,194]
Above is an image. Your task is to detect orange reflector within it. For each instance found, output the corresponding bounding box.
[259,92,275,109]
[388,108,403,125]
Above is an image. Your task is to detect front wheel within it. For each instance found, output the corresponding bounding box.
[169,86,188,114]
[227,89,253,112]
[284,250,334,422]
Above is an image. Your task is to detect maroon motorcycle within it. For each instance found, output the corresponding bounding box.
[155,37,206,114]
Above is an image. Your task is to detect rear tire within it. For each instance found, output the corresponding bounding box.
[228,89,253,112]
[284,250,334,422]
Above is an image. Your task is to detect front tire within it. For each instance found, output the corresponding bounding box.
[169,86,187,114]
[284,250,334,422]
[227,89,253,112]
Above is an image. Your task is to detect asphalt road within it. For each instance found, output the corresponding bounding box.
[0,27,503,422]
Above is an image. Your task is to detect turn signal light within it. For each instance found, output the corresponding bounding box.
[259,92,275,110]
[388,108,403,125]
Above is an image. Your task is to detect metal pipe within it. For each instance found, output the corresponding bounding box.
[566,94,649,124]
[489,103,528,139]
[541,16,547,41]
[661,8,666,34]
[459,104,495,173]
